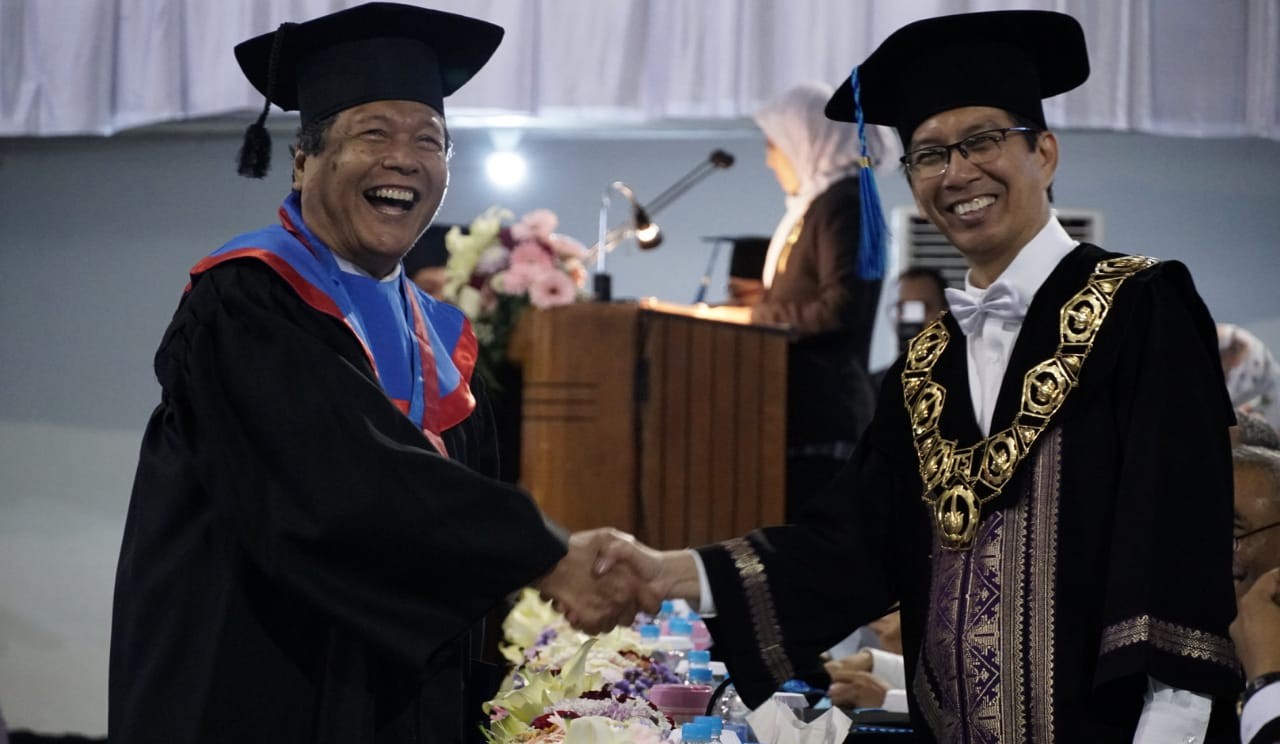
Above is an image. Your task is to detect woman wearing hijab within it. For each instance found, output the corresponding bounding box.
[752,82,885,521]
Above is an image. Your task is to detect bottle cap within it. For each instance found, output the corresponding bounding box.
[681,722,712,742]
[688,649,711,665]
[668,617,693,636]
[694,715,725,734]
[640,623,660,640]
[689,666,714,684]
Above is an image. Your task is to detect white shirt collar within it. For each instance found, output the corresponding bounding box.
[333,253,403,283]
[962,212,1078,303]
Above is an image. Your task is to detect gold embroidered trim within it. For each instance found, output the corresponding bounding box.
[724,537,793,683]
[1099,614,1237,669]
[901,255,1159,550]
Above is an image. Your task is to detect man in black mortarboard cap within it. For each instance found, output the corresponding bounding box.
[593,10,1241,743]
[108,5,655,744]
[726,235,769,307]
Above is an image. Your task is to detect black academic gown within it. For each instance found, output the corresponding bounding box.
[698,245,1241,742]
[109,259,567,744]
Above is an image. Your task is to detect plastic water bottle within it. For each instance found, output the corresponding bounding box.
[638,622,665,665]
[656,599,676,627]
[716,681,755,743]
[661,617,695,674]
[687,666,713,686]
[681,721,713,744]
[694,715,724,743]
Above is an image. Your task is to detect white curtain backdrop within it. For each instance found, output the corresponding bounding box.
[1,0,1277,139]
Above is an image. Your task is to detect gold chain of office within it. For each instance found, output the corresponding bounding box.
[900,255,1158,551]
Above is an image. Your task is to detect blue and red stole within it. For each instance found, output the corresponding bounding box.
[189,192,476,456]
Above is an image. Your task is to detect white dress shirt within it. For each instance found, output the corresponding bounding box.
[693,215,1211,741]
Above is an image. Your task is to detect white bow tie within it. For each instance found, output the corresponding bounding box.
[944,281,1028,337]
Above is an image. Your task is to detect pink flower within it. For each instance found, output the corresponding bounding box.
[510,208,559,242]
[497,262,540,296]
[547,233,587,260]
[528,268,578,309]
[510,239,554,269]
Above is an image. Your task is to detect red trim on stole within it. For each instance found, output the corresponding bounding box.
[190,249,381,378]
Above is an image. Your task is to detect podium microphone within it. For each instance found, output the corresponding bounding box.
[645,149,735,215]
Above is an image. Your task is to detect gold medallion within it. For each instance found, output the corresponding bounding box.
[902,255,1157,550]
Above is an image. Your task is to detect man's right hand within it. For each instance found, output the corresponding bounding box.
[534,528,663,634]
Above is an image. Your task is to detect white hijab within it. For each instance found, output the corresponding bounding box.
[754,82,886,287]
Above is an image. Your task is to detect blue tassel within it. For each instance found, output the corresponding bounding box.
[851,66,888,281]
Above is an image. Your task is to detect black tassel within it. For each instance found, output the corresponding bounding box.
[237,105,272,178]
[236,22,291,179]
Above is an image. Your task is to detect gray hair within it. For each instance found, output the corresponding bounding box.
[1234,445,1280,507]
[1237,411,1280,450]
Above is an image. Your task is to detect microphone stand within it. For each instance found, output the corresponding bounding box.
[587,150,735,299]
[692,238,726,304]
[645,150,733,217]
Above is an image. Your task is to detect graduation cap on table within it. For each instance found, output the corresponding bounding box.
[232,2,504,178]
[726,236,770,281]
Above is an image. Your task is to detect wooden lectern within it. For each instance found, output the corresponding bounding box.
[515,302,788,549]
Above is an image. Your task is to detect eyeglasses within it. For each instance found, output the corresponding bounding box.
[1234,520,1280,551]
[899,127,1038,180]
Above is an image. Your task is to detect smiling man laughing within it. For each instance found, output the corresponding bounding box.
[107,5,655,744]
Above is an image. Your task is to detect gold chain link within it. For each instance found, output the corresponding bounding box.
[901,255,1158,550]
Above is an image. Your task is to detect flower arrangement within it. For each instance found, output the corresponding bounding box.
[483,590,681,744]
[443,207,588,389]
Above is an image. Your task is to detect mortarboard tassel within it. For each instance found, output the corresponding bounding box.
[237,23,291,178]
[851,66,888,281]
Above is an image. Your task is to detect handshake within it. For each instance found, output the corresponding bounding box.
[531,528,701,634]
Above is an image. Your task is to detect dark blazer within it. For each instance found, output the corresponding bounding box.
[751,176,882,447]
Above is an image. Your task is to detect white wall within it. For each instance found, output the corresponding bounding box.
[1,124,1278,734]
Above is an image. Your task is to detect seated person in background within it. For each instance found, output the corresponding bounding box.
[1221,323,1280,433]
[894,266,949,336]
[1232,567,1280,744]
[873,266,952,390]
[1235,445,1280,600]
[726,236,769,307]
[404,223,454,300]
[1234,446,1280,743]
[825,610,907,712]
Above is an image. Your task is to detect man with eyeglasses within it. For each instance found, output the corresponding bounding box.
[595,9,1238,743]
[1232,446,1280,743]
[1234,446,1280,598]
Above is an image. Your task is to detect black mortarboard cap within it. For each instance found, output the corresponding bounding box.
[404,223,455,275]
[233,2,503,177]
[727,236,770,280]
[825,11,1089,146]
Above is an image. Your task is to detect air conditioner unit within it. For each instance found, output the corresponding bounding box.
[889,206,1103,288]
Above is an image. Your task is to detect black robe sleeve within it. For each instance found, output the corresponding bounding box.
[143,259,566,667]
[1094,259,1240,696]
[694,367,924,707]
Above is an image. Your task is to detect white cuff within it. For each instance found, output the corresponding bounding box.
[688,548,717,617]
[866,647,906,689]
[882,688,909,714]
[1131,676,1211,744]
[1242,679,1280,744]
